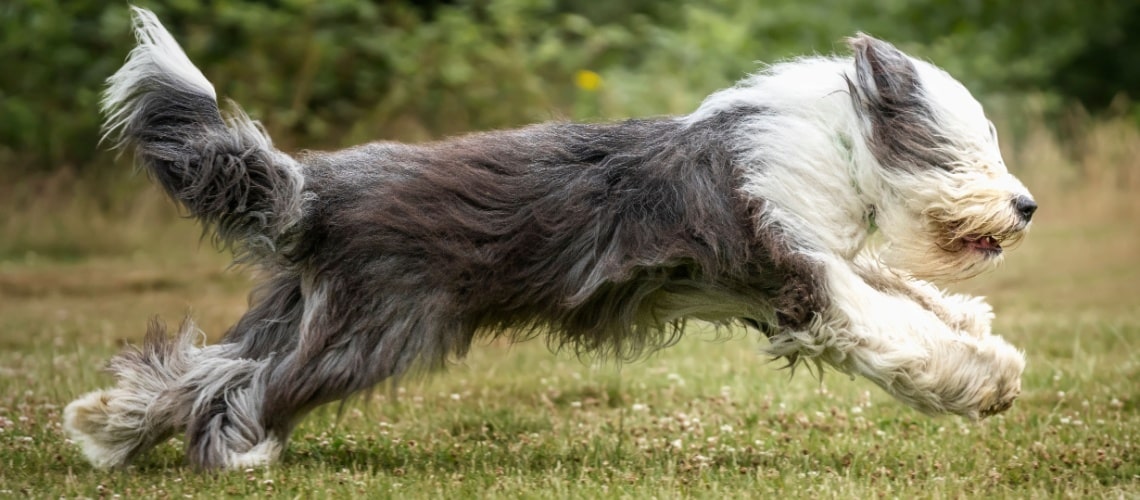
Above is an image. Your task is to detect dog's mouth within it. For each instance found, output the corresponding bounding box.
[938,220,1023,257]
[960,233,1005,256]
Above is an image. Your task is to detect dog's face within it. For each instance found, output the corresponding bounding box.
[848,35,1035,282]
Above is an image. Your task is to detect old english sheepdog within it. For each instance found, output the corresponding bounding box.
[65,7,1035,470]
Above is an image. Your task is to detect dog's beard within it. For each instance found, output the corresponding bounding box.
[884,235,1009,283]
[876,198,1028,283]
[870,163,1032,282]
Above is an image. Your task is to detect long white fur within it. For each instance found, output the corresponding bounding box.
[63,321,203,469]
[102,6,216,144]
[693,52,1027,418]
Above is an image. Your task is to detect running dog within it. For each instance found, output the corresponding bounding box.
[65,7,1033,470]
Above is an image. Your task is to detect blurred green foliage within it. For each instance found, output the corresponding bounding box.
[1,0,1136,173]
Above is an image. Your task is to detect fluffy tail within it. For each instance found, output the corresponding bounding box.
[103,7,305,258]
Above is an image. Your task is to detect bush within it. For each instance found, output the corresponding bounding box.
[1,0,1134,174]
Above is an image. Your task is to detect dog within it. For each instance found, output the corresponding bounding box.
[64,7,1033,470]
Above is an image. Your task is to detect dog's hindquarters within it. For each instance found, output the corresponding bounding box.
[64,7,311,469]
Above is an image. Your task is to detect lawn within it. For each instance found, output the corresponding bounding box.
[1,157,1138,497]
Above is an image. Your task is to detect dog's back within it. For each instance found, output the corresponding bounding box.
[294,114,793,361]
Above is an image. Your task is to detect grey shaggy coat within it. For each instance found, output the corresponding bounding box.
[140,103,817,468]
[95,24,814,470]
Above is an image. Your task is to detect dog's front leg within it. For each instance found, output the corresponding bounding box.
[767,255,1024,419]
[851,256,995,338]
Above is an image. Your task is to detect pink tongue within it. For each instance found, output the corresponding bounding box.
[975,236,998,249]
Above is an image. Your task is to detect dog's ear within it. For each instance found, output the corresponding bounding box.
[848,33,918,107]
[846,34,950,172]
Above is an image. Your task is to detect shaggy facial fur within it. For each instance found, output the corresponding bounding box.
[65,8,1033,470]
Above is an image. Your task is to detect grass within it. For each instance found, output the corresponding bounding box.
[1,118,1139,497]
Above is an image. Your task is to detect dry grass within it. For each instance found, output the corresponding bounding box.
[0,116,1138,497]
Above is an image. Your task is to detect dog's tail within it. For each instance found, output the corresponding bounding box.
[103,7,305,258]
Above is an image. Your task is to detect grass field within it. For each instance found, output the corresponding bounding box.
[1,119,1138,497]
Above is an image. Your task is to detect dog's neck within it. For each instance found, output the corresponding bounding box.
[695,57,883,259]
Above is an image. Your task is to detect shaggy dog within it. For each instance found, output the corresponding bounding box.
[65,7,1034,470]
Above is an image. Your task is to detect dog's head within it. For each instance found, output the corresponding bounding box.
[847,34,1035,282]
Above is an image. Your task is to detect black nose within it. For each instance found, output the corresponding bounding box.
[1014,196,1037,222]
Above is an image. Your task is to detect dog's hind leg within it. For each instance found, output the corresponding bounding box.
[181,278,459,470]
[64,319,229,468]
[178,354,281,470]
[65,274,306,470]
[171,275,306,470]
[64,316,290,470]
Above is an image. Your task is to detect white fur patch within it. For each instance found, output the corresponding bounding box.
[225,437,283,469]
[63,390,137,469]
[102,7,216,143]
[767,254,1025,419]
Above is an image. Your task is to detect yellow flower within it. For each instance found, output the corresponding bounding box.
[575,69,602,92]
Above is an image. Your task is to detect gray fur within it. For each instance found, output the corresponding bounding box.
[99,90,823,469]
[234,110,828,460]
[177,349,273,468]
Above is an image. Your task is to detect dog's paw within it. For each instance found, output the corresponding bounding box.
[224,438,283,470]
[969,336,1024,419]
[933,334,1025,419]
[866,331,1024,420]
[64,389,142,469]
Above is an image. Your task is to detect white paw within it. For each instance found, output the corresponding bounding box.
[64,390,140,469]
[930,335,1025,419]
[224,437,283,469]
